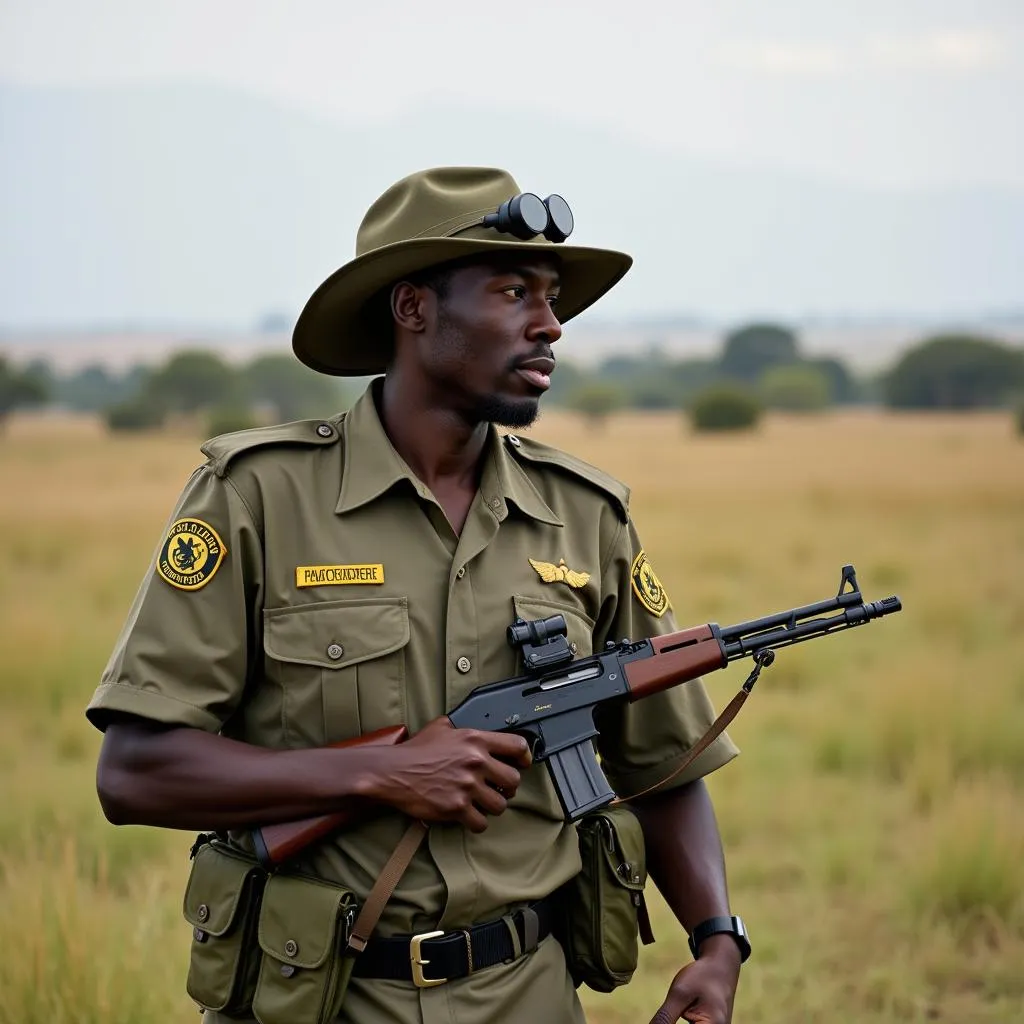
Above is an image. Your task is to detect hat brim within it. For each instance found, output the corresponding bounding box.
[292,237,633,376]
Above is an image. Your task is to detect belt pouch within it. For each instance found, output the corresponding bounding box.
[182,838,267,1015]
[561,805,650,992]
[252,872,358,1024]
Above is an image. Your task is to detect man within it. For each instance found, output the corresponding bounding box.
[87,167,746,1023]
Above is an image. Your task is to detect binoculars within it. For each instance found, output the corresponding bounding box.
[484,193,574,243]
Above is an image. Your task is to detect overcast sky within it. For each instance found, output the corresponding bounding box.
[3,0,1022,191]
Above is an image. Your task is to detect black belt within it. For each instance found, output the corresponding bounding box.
[350,898,555,987]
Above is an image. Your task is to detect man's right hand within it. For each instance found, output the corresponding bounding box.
[363,717,533,832]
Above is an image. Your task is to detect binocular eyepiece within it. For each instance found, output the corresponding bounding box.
[507,614,568,649]
[484,193,574,243]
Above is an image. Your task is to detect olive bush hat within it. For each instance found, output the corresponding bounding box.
[292,166,633,375]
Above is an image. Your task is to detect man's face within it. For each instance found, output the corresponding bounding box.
[407,253,563,429]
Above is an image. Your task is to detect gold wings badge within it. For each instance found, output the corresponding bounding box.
[529,557,591,589]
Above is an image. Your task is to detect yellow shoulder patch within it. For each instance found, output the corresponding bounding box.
[630,550,670,617]
[157,519,227,591]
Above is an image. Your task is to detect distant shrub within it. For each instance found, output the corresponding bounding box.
[0,355,49,425]
[567,382,625,426]
[104,399,165,432]
[205,405,260,437]
[760,364,831,412]
[1016,402,1024,437]
[689,385,762,432]
[147,349,236,413]
[720,323,799,384]
[883,335,1024,409]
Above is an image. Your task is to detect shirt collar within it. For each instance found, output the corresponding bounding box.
[483,431,563,527]
[335,383,425,514]
[335,382,562,528]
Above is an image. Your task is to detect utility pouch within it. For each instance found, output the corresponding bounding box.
[252,872,358,1024]
[182,836,267,1015]
[560,805,654,992]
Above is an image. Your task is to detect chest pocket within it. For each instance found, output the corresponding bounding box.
[263,598,410,746]
[512,594,595,662]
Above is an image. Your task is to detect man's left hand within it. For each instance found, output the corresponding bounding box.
[648,937,741,1024]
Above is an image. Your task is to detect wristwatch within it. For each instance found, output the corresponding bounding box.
[688,916,751,963]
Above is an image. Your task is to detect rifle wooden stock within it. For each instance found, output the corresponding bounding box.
[250,725,408,869]
[623,625,727,700]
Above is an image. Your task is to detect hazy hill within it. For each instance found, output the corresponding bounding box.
[2,80,1023,334]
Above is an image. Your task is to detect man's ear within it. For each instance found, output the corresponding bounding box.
[391,281,431,334]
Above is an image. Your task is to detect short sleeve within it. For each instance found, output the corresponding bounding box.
[85,465,263,733]
[593,519,739,799]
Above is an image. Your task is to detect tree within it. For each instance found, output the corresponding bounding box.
[689,385,762,432]
[667,358,722,405]
[145,349,237,413]
[567,382,625,427]
[720,324,800,384]
[804,356,857,404]
[104,397,166,432]
[242,354,346,422]
[760,364,831,412]
[883,335,1024,410]
[0,355,49,426]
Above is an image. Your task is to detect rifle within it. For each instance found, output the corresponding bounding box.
[252,564,901,868]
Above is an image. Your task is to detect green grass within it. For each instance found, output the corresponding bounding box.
[2,408,1023,1023]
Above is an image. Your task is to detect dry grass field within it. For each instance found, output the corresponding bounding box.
[1,407,1022,1024]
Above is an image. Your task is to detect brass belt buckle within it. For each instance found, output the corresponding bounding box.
[410,930,447,988]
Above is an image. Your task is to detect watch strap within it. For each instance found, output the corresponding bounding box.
[688,915,751,963]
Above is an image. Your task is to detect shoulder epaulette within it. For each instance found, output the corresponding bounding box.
[201,416,345,478]
[506,434,630,522]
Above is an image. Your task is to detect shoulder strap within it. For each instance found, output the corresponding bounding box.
[201,416,344,478]
[506,435,630,522]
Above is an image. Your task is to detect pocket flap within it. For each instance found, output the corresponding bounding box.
[183,841,264,937]
[594,808,647,892]
[264,598,410,670]
[257,874,354,970]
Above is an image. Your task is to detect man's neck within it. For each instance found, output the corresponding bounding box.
[377,375,489,497]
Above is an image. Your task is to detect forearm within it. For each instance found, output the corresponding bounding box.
[97,720,380,831]
[632,779,735,945]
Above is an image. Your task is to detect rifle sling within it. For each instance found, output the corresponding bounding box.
[614,683,751,806]
[345,820,429,955]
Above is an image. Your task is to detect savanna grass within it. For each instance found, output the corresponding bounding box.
[1,408,1022,1023]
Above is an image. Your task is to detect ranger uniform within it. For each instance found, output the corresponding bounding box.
[86,167,739,1024]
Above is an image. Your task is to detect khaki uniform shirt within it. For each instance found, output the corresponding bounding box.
[87,382,738,1024]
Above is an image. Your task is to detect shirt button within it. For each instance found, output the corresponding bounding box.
[284,938,299,957]
[456,656,472,674]
[316,423,334,438]
[507,434,522,447]
[456,567,466,579]
[326,643,344,660]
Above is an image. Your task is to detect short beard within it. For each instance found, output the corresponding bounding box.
[472,393,541,429]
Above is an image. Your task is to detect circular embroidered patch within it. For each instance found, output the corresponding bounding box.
[631,550,670,617]
[157,518,228,591]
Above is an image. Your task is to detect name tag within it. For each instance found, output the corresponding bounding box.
[295,564,385,587]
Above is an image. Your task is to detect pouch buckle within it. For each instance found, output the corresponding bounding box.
[409,930,447,988]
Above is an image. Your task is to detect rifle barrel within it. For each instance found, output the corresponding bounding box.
[717,591,863,642]
[722,596,901,659]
